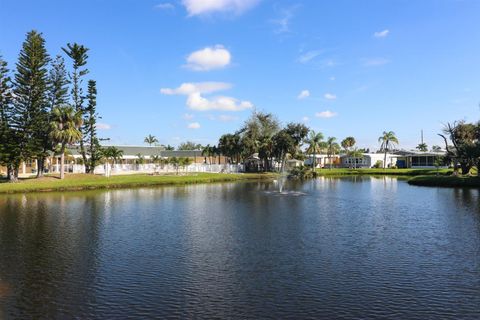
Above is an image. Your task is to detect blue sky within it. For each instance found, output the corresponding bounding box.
[1,0,479,150]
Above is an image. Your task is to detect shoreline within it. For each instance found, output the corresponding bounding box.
[1,169,477,194]
[316,168,480,188]
[315,168,452,177]
[0,173,276,195]
[407,175,480,188]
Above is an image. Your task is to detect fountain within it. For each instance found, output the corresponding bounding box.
[266,162,306,196]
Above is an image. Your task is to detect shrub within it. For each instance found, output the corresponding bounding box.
[373,160,383,168]
[288,165,317,180]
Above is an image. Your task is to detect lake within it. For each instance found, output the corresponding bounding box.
[0,177,479,319]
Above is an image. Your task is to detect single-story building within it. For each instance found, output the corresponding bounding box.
[304,154,342,168]
[285,159,304,170]
[394,150,447,169]
[0,145,229,176]
[340,153,399,168]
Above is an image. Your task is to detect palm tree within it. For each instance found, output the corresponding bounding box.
[202,144,214,164]
[326,137,340,169]
[103,146,123,165]
[305,130,324,168]
[169,157,180,175]
[102,146,123,177]
[179,157,192,173]
[348,148,364,169]
[144,134,158,146]
[416,143,428,152]
[341,136,356,153]
[136,153,145,167]
[50,106,83,179]
[378,131,399,169]
[212,145,221,164]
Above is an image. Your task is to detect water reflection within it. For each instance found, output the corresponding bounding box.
[0,179,479,319]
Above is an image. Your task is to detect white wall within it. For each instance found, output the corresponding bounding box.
[52,163,245,175]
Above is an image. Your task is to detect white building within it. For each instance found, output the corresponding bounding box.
[304,154,342,168]
[340,153,399,168]
[394,151,447,168]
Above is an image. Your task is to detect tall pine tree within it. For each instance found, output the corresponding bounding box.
[0,56,10,160]
[0,55,19,181]
[34,56,70,177]
[48,55,69,108]
[46,55,70,170]
[12,30,50,180]
[84,80,102,173]
[62,43,90,172]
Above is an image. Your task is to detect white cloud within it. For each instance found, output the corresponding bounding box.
[329,76,336,81]
[324,93,337,100]
[271,5,298,34]
[363,58,390,66]
[373,29,390,38]
[96,123,111,130]
[187,122,201,129]
[297,90,310,100]
[183,113,195,120]
[186,93,253,111]
[161,82,231,95]
[302,116,310,122]
[155,3,175,10]
[315,110,337,118]
[297,50,321,63]
[185,45,231,71]
[161,82,253,111]
[182,0,260,16]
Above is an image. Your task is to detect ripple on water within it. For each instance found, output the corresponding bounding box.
[0,180,479,319]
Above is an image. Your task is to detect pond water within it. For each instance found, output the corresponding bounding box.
[0,177,479,319]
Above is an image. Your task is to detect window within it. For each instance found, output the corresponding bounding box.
[412,156,434,166]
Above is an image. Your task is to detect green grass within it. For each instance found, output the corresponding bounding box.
[315,168,452,177]
[408,175,480,188]
[0,172,276,194]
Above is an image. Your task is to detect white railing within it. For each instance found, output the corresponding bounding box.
[51,163,245,175]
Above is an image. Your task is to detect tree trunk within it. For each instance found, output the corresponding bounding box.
[383,151,387,169]
[36,157,44,178]
[9,166,19,183]
[460,162,470,175]
[80,140,90,174]
[60,152,65,180]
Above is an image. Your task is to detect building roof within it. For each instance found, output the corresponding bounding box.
[66,146,205,158]
[394,150,446,156]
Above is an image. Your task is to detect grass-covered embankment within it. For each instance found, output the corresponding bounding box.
[408,175,480,188]
[0,173,275,194]
[316,168,452,177]
[316,168,480,188]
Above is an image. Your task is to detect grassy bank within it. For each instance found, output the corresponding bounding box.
[315,168,452,176]
[0,173,275,194]
[408,175,480,188]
